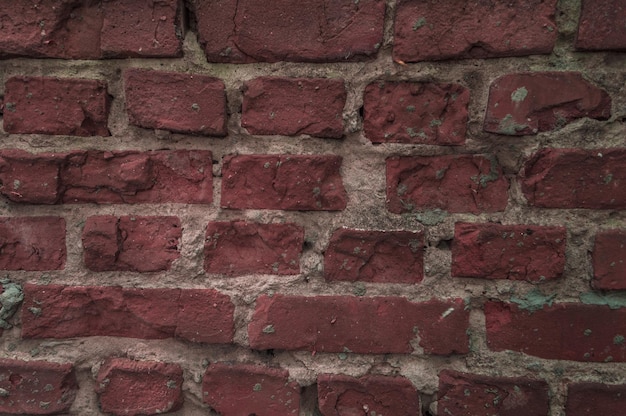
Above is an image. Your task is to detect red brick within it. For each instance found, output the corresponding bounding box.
[242,77,346,138]
[22,284,234,343]
[576,0,626,51]
[205,221,304,276]
[221,154,347,211]
[393,0,557,62]
[202,363,301,416]
[249,295,469,355]
[124,69,226,136]
[4,76,110,136]
[0,149,212,204]
[593,230,626,290]
[83,216,181,272]
[451,223,566,282]
[189,0,385,63]
[0,217,65,271]
[485,301,626,362]
[484,72,611,136]
[324,228,424,284]
[566,383,626,415]
[0,358,77,415]
[438,370,550,416]
[96,358,183,416]
[386,155,509,214]
[318,374,420,416]
[521,148,626,209]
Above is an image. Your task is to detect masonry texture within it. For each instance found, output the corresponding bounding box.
[0,1,625,415]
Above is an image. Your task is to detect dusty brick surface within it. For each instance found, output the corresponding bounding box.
[0,217,66,271]
[576,0,626,51]
[566,382,626,415]
[593,230,626,290]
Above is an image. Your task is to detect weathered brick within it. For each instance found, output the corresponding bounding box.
[437,370,550,416]
[221,154,347,211]
[0,358,77,415]
[393,0,557,62]
[521,148,626,209]
[249,295,469,355]
[318,374,420,416]
[324,228,424,284]
[82,216,181,272]
[485,301,626,362]
[96,358,183,416]
[189,0,385,63]
[566,383,626,415]
[386,155,509,214]
[242,77,346,138]
[451,223,566,282]
[4,76,110,136]
[22,284,235,343]
[363,81,469,145]
[576,0,626,51]
[0,217,65,271]
[593,230,626,290]
[205,221,304,276]
[484,72,611,136]
[202,363,301,416]
[125,69,226,136]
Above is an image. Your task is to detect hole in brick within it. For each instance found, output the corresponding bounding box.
[9,374,23,385]
[436,239,453,250]
[358,105,365,119]
[300,383,321,416]
[185,1,198,32]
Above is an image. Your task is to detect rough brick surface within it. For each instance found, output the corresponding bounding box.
[484,72,611,135]
[438,370,550,416]
[4,76,110,136]
[324,228,424,283]
[451,223,566,282]
[82,216,181,272]
[96,358,183,416]
[0,358,77,415]
[22,284,234,343]
[0,149,213,204]
[221,154,347,211]
[485,302,626,362]
[125,69,226,136]
[593,230,626,290]
[576,0,626,51]
[521,148,626,209]
[566,383,626,415]
[202,363,301,416]
[249,295,469,354]
[242,77,346,138]
[363,81,469,145]
[205,221,304,276]
[393,0,557,62]
[189,0,385,63]
[318,374,420,416]
[386,155,509,214]
[0,217,66,271]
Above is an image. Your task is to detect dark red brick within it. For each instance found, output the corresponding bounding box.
[242,77,346,138]
[202,363,301,416]
[22,284,234,343]
[364,81,469,145]
[221,154,347,211]
[393,0,557,62]
[593,230,626,290]
[4,76,110,136]
[484,72,611,136]
[451,222,566,282]
[566,383,626,415]
[485,301,626,362]
[205,221,304,276]
[82,216,181,272]
[324,228,424,284]
[0,217,65,271]
[249,295,469,355]
[438,370,550,416]
[386,155,509,214]
[125,69,226,136]
[96,358,183,416]
[189,0,385,63]
[0,358,77,415]
[318,374,420,416]
[521,148,626,209]
[576,0,626,51]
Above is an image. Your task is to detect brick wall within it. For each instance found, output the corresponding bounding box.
[0,0,625,415]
